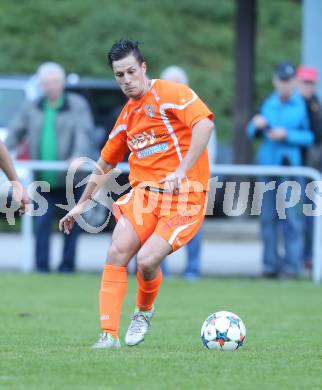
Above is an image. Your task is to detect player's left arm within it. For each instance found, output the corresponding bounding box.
[160,118,214,193]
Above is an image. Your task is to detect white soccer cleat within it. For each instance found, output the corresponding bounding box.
[92,332,121,349]
[125,307,155,346]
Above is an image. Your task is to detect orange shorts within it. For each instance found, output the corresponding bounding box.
[113,187,207,252]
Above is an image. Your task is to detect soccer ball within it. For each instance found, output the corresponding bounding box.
[201,311,246,351]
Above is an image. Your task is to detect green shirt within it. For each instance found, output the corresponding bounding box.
[39,96,64,187]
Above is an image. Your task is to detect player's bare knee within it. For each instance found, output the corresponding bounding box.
[136,251,158,275]
[137,261,156,276]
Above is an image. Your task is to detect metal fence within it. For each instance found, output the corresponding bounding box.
[6,160,322,283]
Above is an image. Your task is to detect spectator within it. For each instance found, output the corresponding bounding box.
[6,62,94,273]
[296,66,322,268]
[160,65,216,279]
[247,62,314,279]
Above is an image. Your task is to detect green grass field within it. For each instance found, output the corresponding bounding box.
[1,273,322,390]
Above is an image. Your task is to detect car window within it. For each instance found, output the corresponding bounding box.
[0,88,25,127]
[66,87,126,129]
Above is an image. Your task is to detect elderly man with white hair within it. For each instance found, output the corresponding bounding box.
[160,65,216,279]
[160,65,189,85]
[7,62,94,273]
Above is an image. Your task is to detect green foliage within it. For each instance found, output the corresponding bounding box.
[0,0,301,141]
[1,274,322,389]
[256,0,301,105]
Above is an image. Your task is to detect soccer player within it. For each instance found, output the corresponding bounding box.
[59,39,214,349]
[0,140,28,214]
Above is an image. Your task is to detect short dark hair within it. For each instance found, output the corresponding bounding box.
[108,39,145,68]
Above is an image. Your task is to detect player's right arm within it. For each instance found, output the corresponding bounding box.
[59,158,115,234]
[59,110,129,235]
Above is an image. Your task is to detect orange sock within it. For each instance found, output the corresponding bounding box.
[136,269,163,311]
[99,264,128,338]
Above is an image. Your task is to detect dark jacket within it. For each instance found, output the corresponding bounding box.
[303,94,322,170]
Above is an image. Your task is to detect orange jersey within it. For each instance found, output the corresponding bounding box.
[101,79,214,192]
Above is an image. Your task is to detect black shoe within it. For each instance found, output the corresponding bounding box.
[57,265,75,273]
[279,272,300,280]
[36,266,50,273]
[37,269,51,274]
[262,271,279,279]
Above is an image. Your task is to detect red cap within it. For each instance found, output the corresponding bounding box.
[296,66,318,82]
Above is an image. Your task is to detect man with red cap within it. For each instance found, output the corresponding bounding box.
[297,66,322,269]
[297,66,322,151]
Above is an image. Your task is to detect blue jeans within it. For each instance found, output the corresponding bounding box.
[260,177,304,275]
[303,179,315,262]
[303,215,313,261]
[184,228,202,276]
[35,187,81,272]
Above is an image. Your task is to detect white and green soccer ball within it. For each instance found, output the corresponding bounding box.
[201,311,246,351]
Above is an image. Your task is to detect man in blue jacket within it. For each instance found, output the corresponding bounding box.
[247,63,314,278]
